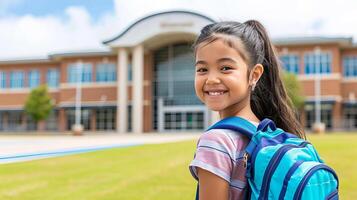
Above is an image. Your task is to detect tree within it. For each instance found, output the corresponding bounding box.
[24,85,54,129]
[282,72,305,109]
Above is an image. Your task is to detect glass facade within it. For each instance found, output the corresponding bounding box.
[304,103,333,129]
[26,115,37,131]
[66,109,91,130]
[7,111,24,131]
[96,63,116,82]
[96,108,116,130]
[45,110,58,131]
[67,63,92,83]
[28,70,40,88]
[304,52,331,74]
[0,71,6,88]
[0,112,4,130]
[128,63,132,81]
[343,56,357,77]
[153,43,205,131]
[164,112,204,130]
[153,43,201,106]
[47,69,59,88]
[343,105,357,129]
[280,54,299,74]
[10,71,25,88]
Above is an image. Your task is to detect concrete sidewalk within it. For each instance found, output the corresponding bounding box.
[0,133,200,164]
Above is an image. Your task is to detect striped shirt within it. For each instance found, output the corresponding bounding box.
[189,126,255,200]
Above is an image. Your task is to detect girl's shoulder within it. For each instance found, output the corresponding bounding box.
[197,128,249,151]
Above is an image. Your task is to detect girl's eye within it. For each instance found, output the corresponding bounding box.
[221,66,232,71]
[196,68,207,73]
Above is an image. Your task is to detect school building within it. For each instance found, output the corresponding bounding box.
[0,10,357,133]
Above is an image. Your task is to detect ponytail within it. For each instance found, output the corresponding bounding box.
[244,20,305,139]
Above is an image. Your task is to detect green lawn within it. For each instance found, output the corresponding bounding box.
[307,133,357,200]
[0,140,198,200]
[0,133,356,199]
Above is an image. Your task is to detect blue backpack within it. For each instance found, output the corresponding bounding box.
[195,116,339,200]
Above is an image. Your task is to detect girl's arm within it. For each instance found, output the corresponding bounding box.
[197,168,229,200]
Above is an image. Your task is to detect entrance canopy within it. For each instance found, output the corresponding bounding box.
[103,10,215,48]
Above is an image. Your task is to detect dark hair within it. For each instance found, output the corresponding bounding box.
[193,20,305,139]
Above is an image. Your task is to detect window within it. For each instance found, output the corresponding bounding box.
[66,109,91,130]
[7,111,24,131]
[47,69,59,88]
[96,63,116,82]
[163,111,204,130]
[28,70,40,88]
[10,71,25,88]
[67,63,92,83]
[0,71,6,88]
[26,115,37,131]
[0,112,4,130]
[46,110,58,131]
[128,63,132,81]
[280,54,299,74]
[153,43,203,130]
[343,56,357,77]
[304,104,333,129]
[304,52,331,74]
[96,108,116,130]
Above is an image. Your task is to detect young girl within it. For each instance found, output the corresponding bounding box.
[189,20,305,200]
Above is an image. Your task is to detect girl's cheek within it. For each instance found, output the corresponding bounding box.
[194,79,204,96]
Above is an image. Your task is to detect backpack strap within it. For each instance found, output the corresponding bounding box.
[206,116,257,139]
[257,118,277,132]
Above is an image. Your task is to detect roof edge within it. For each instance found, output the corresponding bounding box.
[102,10,216,45]
[0,57,53,65]
[273,36,353,46]
[49,50,115,60]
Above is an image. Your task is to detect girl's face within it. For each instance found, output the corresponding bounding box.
[194,38,252,118]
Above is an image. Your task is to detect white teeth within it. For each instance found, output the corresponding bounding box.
[208,91,225,96]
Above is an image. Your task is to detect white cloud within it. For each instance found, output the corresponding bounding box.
[0,6,119,59]
[0,0,356,59]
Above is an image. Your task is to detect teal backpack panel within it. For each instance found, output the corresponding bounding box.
[195,116,339,200]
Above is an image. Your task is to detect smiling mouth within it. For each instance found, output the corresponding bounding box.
[205,91,228,96]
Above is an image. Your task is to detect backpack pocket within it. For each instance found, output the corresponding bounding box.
[282,162,339,200]
[294,163,338,200]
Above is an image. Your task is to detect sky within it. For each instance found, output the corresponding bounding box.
[0,0,356,59]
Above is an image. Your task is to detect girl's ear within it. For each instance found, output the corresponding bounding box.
[249,64,264,86]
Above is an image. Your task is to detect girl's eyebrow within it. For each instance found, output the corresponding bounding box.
[217,57,237,64]
[195,60,206,66]
[195,57,237,66]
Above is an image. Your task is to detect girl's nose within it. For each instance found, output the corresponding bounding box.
[205,74,221,85]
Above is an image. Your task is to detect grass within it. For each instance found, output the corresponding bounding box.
[0,140,198,200]
[0,133,356,199]
[307,133,357,200]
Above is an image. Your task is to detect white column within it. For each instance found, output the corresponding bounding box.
[75,61,83,127]
[314,48,321,124]
[132,45,144,134]
[117,48,128,133]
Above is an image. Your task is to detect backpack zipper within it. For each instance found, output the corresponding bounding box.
[243,152,249,169]
[258,141,309,200]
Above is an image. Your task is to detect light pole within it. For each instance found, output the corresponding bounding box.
[313,48,325,133]
[72,60,83,135]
